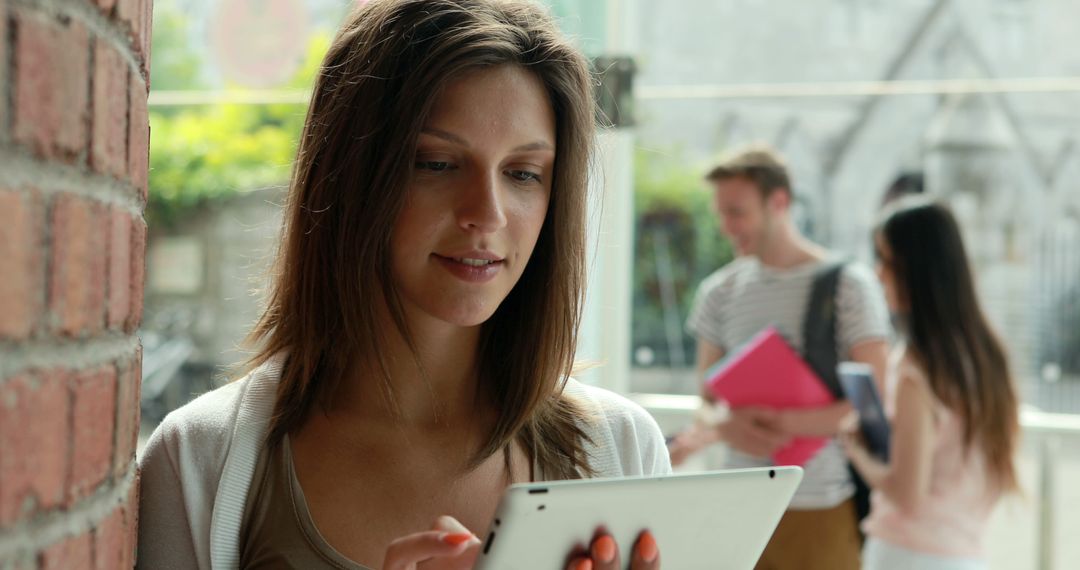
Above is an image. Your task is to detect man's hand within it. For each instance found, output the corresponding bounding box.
[667,422,719,467]
[717,407,791,458]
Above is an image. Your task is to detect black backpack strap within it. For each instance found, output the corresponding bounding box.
[802,261,845,397]
[801,260,873,534]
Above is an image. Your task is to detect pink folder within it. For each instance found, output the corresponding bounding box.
[705,326,835,466]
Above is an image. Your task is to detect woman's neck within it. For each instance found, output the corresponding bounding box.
[334,315,489,428]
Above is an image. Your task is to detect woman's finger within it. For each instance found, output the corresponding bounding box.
[565,556,594,570]
[839,410,860,433]
[382,530,477,570]
[432,515,472,535]
[590,534,621,570]
[630,530,660,570]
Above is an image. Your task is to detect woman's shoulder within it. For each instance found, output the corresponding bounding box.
[893,350,930,389]
[136,359,283,569]
[563,379,653,427]
[140,357,282,469]
[561,379,672,478]
[890,351,941,410]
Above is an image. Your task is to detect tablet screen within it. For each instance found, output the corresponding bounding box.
[838,362,890,461]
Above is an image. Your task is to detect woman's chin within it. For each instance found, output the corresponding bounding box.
[424,303,500,330]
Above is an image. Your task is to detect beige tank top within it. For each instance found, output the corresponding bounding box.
[239,437,373,569]
[239,437,542,569]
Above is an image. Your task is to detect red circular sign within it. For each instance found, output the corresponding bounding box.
[210,0,310,88]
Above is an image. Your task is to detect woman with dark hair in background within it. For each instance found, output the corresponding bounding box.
[136,1,669,568]
[843,196,1020,570]
[880,172,924,207]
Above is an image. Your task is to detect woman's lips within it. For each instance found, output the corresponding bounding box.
[433,254,503,283]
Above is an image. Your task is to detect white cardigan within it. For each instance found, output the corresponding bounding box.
[136,355,672,569]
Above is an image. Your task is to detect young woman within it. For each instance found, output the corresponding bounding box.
[136,1,670,569]
[842,197,1020,570]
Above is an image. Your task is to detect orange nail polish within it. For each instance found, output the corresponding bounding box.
[442,532,474,546]
[574,559,593,570]
[593,535,616,563]
[637,531,658,562]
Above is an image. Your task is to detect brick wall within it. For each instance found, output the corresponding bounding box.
[0,0,152,567]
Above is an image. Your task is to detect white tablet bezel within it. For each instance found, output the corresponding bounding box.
[474,466,803,570]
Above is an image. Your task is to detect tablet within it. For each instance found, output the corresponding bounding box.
[838,362,891,461]
[474,466,803,570]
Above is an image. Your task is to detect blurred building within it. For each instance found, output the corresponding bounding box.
[633,0,1080,407]
[142,188,283,402]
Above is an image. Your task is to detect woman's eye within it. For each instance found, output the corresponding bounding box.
[508,170,542,183]
[416,161,452,172]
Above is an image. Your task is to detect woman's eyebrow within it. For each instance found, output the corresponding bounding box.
[419,128,553,153]
[420,127,468,147]
[512,141,554,153]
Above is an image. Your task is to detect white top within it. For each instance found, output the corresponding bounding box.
[136,354,672,569]
[862,356,1001,559]
[686,256,890,509]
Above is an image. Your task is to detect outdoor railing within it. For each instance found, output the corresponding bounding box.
[630,393,1080,570]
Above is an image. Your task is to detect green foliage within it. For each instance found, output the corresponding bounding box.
[632,149,734,367]
[147,26,332,229]
[149,4,204,92]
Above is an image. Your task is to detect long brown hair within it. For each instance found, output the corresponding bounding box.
[245,0,597,478]
[876,197,1020,491]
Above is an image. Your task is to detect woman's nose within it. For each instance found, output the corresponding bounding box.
[456,169,508,233]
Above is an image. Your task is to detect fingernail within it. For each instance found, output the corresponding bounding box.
[442,532,475,546]
[593,535,616,563]
[636,531,658,562]
[574,559,593,570]
[438,515,470,534]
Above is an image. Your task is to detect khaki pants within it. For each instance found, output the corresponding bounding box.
[755,499,862,570]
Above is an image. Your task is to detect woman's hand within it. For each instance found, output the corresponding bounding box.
[837,410,869,462]
[381,516,482,570]
[564,530,660,570]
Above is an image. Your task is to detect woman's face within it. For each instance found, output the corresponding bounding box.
[874,232,904,313]
[390,64,556,330]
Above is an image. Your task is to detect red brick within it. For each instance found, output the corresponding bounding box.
[116,0,136,41]
[91,40,128,178]
[10,555,37,570]
[40,532,92,570]
[126,219,146,332]
[112,350,141,478]
[0,189,43,340]
[107,208,133,330]
[13,10,90,163]
[50,195,108,336]
[141,0,153,80]
[128,74,149,199]
[68,367,117,502]
[94,504,126,570]
[126,471,140,549]
[0,372,70,527]
[117,0,150,75]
